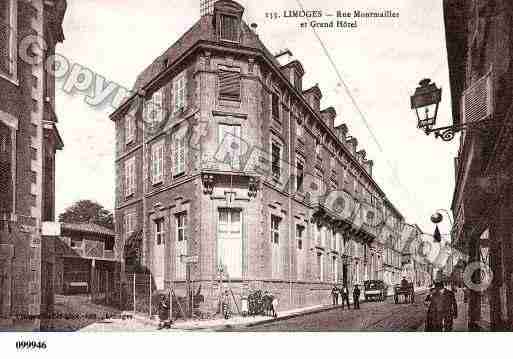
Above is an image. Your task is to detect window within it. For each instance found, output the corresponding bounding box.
[271,91,280,120]
[176,213,188,242]
[271,215,281,278]
[124,211,136,237]
[0,0,17,81]
[271,142,281,179]
[220,14,239,42]
[296,225,304,250]
[296,157,304,192]
[315,168,324,195]
[317,253,324,281]
[143,89,164,126]
[175,212,188,280]
[155,218,165,245]
[151,140,165,184]
[0,121,13,214]
[314,225,321,247]
[172,127,187,176]
[125,113,136,144]
[173,70,187,113]
[125,157,136,197]
[218,124,241,169]
[296,224,305,280]
[219,68,241,101]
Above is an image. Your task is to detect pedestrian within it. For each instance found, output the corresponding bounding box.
[443,284,458,332]
[158,293,171,329]
[331,285,339,306]
[425,281,450,332]
[353,284,361,310]
[340,284,351,310]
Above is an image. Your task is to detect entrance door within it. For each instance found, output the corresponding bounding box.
[153,218,165,289]
[217,208,242,279]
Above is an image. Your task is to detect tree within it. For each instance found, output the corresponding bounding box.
[59,200,114,229]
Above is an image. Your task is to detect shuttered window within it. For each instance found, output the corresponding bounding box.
[173,71,187,113]
[143,89,164,126]
[220,15,239,42]
[151,140,164,184]
[124,157,136,197]
[172,128,187,176]
[219,70,241,101]
[0,0,16,78]
[0,123,13,214]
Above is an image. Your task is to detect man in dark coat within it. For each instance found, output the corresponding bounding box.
[443,286,458,332]
[353,284,361,310]
[425,281,458,331]
[331,285,339,306]
[340,284,351,310]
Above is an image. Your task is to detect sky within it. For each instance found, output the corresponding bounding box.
[54,0,458,237]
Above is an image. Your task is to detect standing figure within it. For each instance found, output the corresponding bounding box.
[425,281,449,331]
[353,284,361,310]
[340,284,351,310]
[158,293,171,329]
[443,285,458,332]
[331,285,339,306]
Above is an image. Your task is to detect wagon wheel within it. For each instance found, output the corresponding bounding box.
[394,294,398,304]
[411,291,415,303]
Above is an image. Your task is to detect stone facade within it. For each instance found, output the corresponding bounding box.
[111,0,407,312]
[0,0,66,328]
[444,0,513,330]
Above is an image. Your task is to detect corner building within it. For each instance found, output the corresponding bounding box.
[111,0,406,311]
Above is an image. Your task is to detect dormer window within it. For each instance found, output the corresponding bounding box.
[220,14,239,42]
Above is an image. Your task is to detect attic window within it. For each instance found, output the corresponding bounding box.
[220,15,239,42]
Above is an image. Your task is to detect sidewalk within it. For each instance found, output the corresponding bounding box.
[126,286,431,331]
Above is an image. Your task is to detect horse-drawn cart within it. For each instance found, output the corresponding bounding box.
[393,281,414,304]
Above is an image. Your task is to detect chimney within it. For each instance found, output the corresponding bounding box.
[321,107,336,129]
[281,60,305,91]
[303,84,322,112]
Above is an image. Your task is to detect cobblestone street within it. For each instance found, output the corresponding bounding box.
[229,292,430,332]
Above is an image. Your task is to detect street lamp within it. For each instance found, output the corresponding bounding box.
[410,78,480,141]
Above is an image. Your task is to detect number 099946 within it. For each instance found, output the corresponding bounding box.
[16,341,47,350]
